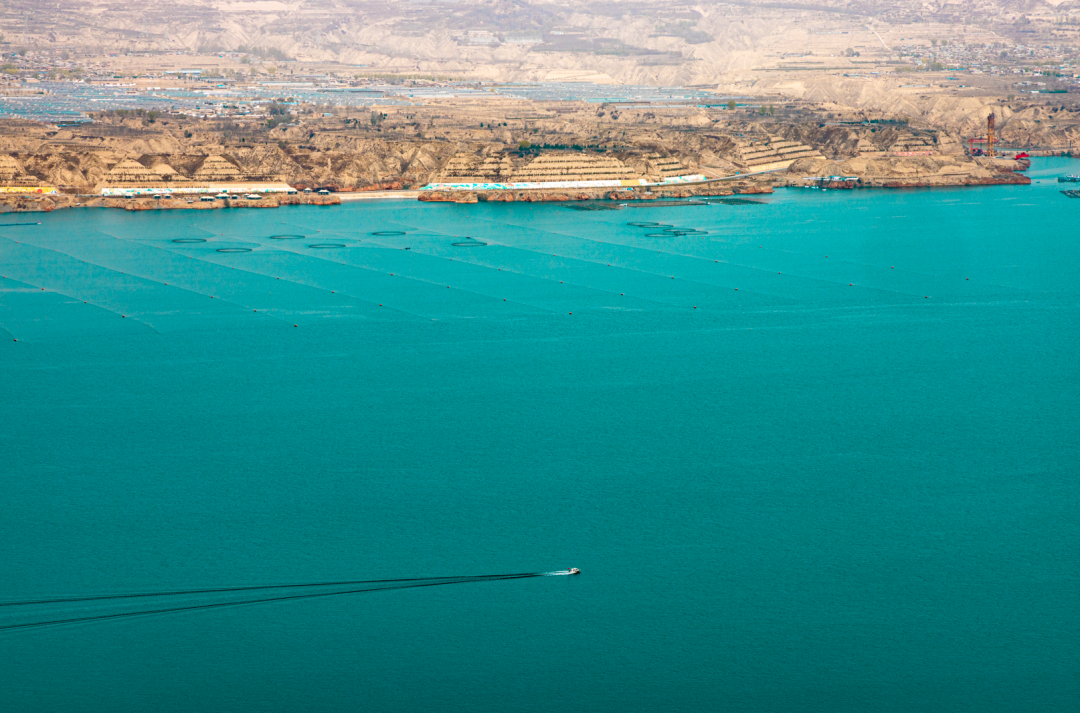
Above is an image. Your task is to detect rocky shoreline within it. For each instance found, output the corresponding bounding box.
[784,154,1033,189]
[0,182,774,212]
[0,192,340,214]
[0,167,1032,214]
[414,168,1031,204]
[418,183,775,204]
[783,172,1031,189]
[869,169,1032,188]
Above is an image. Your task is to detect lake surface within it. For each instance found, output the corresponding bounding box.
[2,160,1078,712]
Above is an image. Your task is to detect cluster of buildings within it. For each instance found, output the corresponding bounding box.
[896,40,1080,85]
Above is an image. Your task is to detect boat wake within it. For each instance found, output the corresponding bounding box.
[0,569,578,633]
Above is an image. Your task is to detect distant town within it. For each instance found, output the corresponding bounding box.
[3,0,1080,213]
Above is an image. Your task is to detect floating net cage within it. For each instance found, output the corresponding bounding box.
[452,238,488,247]
[216,247,252,253]
[705,198,767,205]
[627,222,672,228]
[646,228,708,237]
[371,231,407,236]
[268,234,306,240]
[621,200,706,208]
[564,203,622,211]
[171,238,206,244]
[308,243,346,249]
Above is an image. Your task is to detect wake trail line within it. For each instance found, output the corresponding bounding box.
[0,572,550,608]
[0,574,554,633]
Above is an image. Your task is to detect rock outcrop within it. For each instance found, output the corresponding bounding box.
[786,154,1029,188]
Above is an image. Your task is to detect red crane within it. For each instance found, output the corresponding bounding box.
[969,113,997,157]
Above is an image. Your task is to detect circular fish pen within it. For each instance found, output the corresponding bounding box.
[171,238,206,244]
[451,238,487,247]
[371,231,407,236]
[268,234,306,240]
[216,248,252,253]
[307,243,346,249]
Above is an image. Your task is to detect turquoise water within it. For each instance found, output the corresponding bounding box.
[2,159,1078,712]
